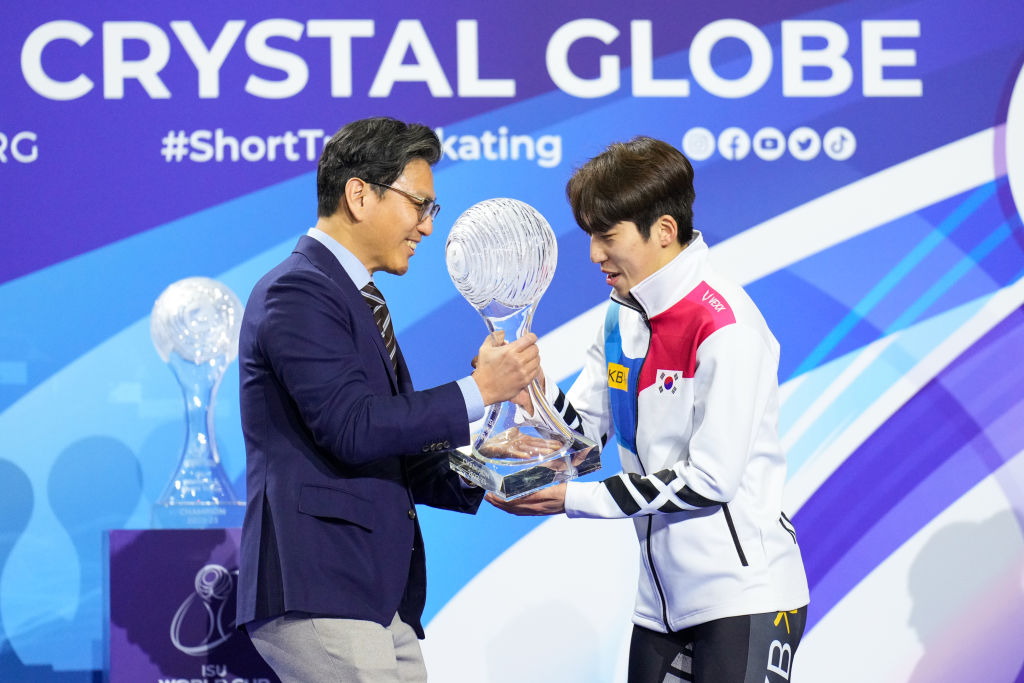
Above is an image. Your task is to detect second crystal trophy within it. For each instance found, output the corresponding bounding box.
[150,277,246,528]
[446,198,600,500]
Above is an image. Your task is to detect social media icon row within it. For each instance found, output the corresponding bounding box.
[682,126,856,162]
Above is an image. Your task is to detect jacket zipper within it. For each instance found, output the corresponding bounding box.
[721,503,749,566]
[622,298,672,631]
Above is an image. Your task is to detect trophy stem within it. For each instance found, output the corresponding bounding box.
[457,303,598,500]
[525,380,578,453]
[481,302,535,342]
[152,354,244,528]
[174,356,226,472]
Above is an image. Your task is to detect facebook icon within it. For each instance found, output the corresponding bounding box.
[717,127,751,160]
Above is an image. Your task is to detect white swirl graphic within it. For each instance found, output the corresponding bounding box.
[1006,59,1024,221]
[169,564,237,656]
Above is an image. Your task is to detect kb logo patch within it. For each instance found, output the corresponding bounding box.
[608,363,629,391]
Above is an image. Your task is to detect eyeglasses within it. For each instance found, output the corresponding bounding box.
[368,182,441,223]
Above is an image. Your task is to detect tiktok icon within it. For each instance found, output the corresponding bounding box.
[823,127,857,160]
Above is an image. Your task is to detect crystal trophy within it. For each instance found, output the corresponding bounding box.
[150,277,245,528]
[446,198,600,500]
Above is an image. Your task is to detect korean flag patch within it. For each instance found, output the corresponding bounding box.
[658,370,681,394]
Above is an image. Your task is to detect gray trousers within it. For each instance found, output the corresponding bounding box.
[247,612,428,683]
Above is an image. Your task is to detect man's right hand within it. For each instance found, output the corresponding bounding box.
[472,331,540,406]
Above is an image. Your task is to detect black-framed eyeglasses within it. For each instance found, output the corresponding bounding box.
[367,182,441,222]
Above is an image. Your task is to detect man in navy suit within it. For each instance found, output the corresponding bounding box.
[236,117,540,682]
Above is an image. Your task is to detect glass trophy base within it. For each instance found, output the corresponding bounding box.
[450,437,601,501]
[152,502,246,529]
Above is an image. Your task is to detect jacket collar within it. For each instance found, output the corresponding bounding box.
[612,230,708,318]
[294,234,359,293]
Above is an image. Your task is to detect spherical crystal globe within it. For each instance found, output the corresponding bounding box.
[150,277,242,366]
[446,198,557,319]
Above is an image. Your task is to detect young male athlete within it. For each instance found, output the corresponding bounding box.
[489,136,810,683]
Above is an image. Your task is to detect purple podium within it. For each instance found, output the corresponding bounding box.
[108,528,279,683]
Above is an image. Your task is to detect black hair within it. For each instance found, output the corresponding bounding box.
[566,136,695,244]
[317,117,441,218]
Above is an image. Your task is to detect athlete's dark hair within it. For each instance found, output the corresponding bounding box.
[317,117,441,218]
[566,136,695,245]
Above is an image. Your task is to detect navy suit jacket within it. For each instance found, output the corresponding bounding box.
[236,236,483,637]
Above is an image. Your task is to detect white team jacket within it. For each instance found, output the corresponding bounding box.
[555,231,809,633]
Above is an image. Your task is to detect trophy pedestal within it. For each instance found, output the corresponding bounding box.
[152,502,246,529]
[450,433,600,501]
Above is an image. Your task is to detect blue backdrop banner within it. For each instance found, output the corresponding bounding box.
[2,1,1023,681]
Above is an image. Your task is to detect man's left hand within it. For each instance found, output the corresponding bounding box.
[486,483,566,516]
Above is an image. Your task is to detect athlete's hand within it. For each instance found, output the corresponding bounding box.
[486,483,566,516]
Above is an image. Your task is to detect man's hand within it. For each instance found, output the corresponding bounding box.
[472,331,540,406]
[509,366,546,416]
[486,483,566,516]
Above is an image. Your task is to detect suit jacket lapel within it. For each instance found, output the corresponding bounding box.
[293,236,401,393]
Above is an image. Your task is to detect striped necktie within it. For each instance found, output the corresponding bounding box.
[360,280,398,374]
